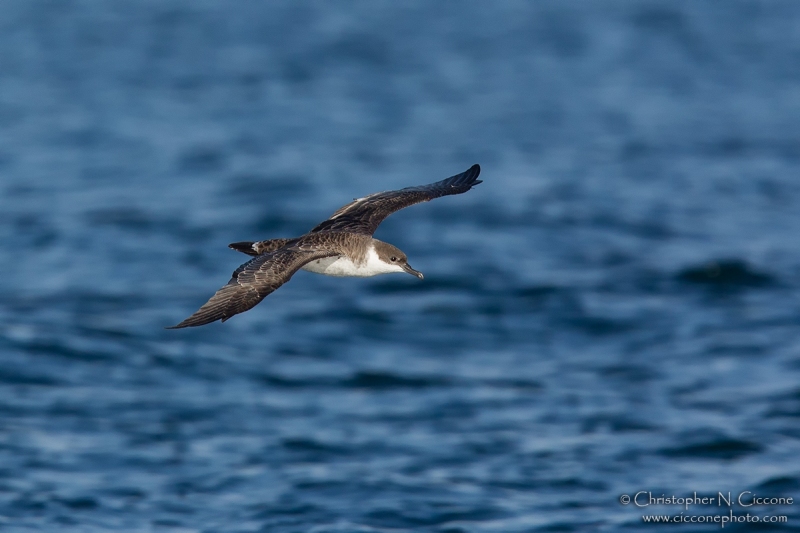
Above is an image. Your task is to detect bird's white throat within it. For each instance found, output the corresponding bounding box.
[301,245,404,277]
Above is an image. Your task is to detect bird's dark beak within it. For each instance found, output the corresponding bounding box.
[402,263,424,279]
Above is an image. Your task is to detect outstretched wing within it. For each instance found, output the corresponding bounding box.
[167,244,336,328]
[309,164,481,235]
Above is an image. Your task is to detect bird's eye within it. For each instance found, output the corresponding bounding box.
[390,256,397,262]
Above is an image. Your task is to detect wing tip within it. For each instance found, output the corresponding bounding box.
[164,318,213,329]
[452,163,481,187]
[165,308,230,329]
[165,316,225,329]
[463,163,480,181]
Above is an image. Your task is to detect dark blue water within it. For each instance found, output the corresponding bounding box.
[2,1,800,531]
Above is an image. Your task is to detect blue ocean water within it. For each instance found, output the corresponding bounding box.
[1,1,799,531]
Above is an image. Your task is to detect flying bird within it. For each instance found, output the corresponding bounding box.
[168,164,482,328]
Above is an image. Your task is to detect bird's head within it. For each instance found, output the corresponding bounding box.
[372,241,423,279]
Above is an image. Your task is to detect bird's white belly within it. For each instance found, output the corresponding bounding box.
[301,248,403,278]
[302,256,370,277]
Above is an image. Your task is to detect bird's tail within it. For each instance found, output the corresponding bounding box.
[229,241,259,256]
[229,238,292,256]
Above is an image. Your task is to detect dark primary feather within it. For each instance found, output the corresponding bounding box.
[309,164,481,235]
[167,242,337,328]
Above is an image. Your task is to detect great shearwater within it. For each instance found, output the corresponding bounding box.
[168,164,482,328]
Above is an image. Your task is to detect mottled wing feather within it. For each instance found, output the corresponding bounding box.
[167,245,336,328]
[309,164,481,235]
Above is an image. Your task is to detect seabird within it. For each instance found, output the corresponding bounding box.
[168,164,482,328]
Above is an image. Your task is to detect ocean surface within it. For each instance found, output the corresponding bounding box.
[1,1,799,531]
